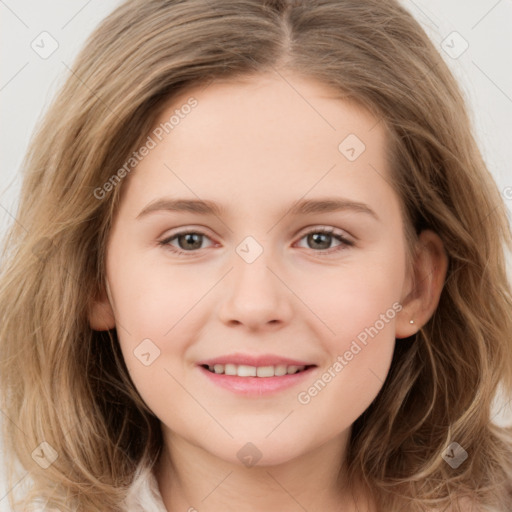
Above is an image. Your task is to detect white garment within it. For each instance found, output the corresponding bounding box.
[122,464,168,512]
[28,465,167,512]
[121,468,506,512]
[29,466,507,511]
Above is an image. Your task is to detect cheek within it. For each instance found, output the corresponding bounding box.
[302,250,406,348]
[295,267,401,431]
[105,249,193,385]
[110,270,196,420]
[318,248,405,409]
[108,251,209,337]
[108,255,222,405]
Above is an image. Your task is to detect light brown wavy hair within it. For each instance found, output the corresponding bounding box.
[1,0,511,510]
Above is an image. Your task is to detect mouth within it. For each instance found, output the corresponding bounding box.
[197,355,318,395]
[200,363,316,378]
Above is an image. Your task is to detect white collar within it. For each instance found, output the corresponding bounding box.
[122,463,168,512]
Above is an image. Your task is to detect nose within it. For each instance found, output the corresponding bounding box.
[217,246,293,331]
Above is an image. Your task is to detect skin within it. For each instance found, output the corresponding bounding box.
[90,71,448,511]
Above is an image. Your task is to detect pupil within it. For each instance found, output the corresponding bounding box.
[309,233,330,250]
[180,233,202,250]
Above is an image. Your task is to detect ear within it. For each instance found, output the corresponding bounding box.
[88,280,116,331]
[396,230,448,339]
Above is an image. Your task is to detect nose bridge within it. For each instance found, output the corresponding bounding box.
[217,235,292,328]
[232,235,280,300]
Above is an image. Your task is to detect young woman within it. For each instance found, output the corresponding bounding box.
[1,1,511,510]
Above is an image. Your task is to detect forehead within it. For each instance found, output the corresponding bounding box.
[117,72,394,218]
[156,72,381,153]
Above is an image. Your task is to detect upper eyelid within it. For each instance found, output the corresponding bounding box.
[160,226,216,243]
[160,225,353,245]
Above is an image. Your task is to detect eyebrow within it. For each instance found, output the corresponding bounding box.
[136,197,378,221]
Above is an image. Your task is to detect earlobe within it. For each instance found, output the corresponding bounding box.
[88,283,116,331]
[396,230,448,339]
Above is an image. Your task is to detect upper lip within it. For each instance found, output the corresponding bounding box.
[197,353,316,367]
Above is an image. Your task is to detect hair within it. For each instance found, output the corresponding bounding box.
[1,0,511,510]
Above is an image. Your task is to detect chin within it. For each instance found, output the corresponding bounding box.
[206,434,311,468]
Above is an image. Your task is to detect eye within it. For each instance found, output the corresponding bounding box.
[159,226,354,257]
[295,227,354,254]
[159,230,215,255]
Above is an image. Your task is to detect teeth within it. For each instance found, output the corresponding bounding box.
[224,364,237,376]
[237,364,257,377]
[256,366,274,377]
[205,363,307,377]
[275,365,287,376]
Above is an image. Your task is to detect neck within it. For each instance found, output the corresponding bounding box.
[155,428,375,512]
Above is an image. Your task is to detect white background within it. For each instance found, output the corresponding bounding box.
[1,1,511,510]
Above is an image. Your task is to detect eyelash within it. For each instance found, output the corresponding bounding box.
[158,227,354,257]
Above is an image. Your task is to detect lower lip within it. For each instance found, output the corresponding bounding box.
[198,365,317,396]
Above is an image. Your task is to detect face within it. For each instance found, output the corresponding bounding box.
[95,72,417,467]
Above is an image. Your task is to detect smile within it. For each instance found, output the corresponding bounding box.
[201,363,314,377]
